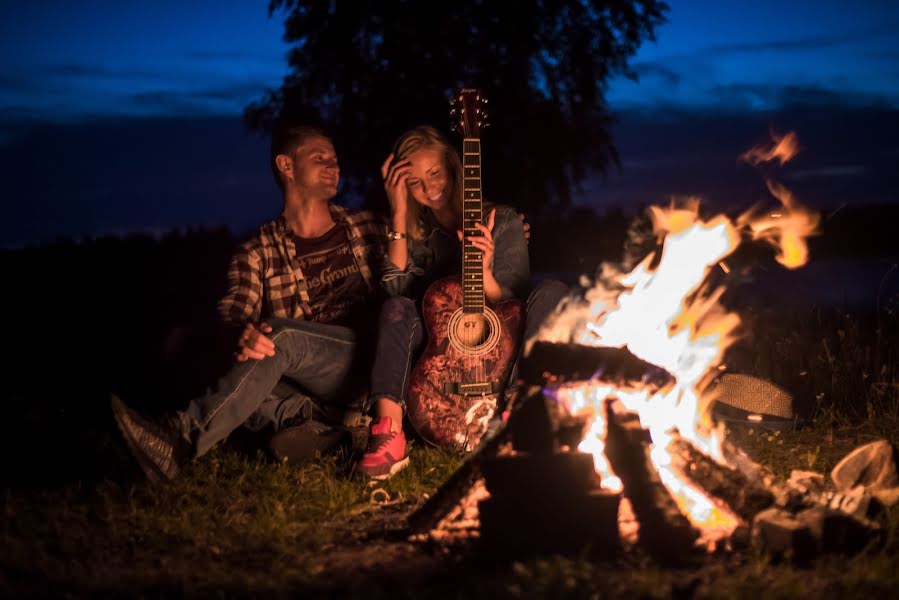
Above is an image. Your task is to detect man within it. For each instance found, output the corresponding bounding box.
[112,124,387,481]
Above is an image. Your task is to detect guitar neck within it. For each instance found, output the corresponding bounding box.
[462,137,484,314]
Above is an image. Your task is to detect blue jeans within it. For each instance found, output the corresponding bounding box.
[369,279,569,409]
[184,318,367,457]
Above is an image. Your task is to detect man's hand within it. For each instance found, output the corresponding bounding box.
[236,322,275,362]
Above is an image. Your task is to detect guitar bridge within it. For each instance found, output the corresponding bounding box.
[444,381,497,396]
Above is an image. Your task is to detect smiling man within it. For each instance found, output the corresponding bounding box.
[111,124,387,481]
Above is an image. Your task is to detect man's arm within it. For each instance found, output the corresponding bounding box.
[217,241,264,325]
[217,242,277,361]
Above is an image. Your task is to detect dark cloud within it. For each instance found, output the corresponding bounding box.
[582,104,899,214]
[704,24,899,55]
[184,50,284,63]
[630,61,682,86]
[708,83,896,111]
[0,116,279,248]
[128,82,272,113]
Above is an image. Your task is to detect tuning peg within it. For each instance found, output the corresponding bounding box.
[450,108,457,115]
[448,96,455,105]
[482,98,489,104]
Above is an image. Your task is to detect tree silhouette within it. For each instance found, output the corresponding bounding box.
[246,0,667,214]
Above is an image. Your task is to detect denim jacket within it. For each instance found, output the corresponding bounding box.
[380,203,529,301]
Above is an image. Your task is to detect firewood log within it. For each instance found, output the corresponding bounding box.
[602,399,699,562]
[408,386,542,533]
[667,433,774,522]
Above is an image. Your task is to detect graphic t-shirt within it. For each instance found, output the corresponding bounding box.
[292,224,370,327]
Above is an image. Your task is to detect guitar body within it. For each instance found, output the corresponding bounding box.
[407,276,525,449]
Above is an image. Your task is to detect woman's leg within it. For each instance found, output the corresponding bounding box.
[367,296,426,431]
[358,296,425,479]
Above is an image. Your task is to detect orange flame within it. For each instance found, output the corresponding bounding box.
[739,130,798,166]
[535,131,818,543]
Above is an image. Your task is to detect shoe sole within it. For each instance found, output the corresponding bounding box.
[110,394,167,483]
[362,456,411,481]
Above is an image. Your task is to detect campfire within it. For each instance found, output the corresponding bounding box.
[409,133,898,562]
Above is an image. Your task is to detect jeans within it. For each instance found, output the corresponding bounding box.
[184,318,368,457]
[369,279,569,409]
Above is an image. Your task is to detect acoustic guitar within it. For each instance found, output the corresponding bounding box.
[406,89,526,450]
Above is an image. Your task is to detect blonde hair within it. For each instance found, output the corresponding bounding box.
[391,126,463,240]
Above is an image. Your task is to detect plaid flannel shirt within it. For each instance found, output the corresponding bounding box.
[217,204,387,325]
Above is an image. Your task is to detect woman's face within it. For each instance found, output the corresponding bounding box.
[404,147,450,211]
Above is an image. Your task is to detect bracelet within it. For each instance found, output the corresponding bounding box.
[387,230,407,241]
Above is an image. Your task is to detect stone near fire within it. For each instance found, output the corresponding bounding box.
[752,505,882,561]
[797,505,881,556]
[751,507,816,561]
[830,439,899,492]
[872,487,899,507]
[788,469,826,495]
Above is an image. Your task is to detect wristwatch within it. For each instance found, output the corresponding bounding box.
[387,230,408,241]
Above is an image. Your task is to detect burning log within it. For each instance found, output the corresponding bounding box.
[408,386,546,534]
[602,399,699,562]
[521,342,673,389]
[667,434,774,522]
[478,488,621,556]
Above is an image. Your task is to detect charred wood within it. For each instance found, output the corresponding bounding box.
[668,434,774,522]
[521,342,673,389]
[480,452,600,500]
[602,399,699,562]
[478,489,621,556]
[407,386,542,534]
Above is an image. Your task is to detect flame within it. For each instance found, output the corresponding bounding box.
[739,130,798,166]
[537,132,818,542]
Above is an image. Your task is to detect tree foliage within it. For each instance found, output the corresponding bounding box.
[246,0,667,214]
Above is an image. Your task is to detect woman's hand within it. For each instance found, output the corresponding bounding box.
[458,208,496,278]
[381,152,411,218]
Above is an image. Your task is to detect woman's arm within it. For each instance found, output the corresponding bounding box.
[488,205,530,301]
[382,152,411,271]
[466,206,530,302]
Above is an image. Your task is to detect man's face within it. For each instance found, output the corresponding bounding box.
[287,135,339,199]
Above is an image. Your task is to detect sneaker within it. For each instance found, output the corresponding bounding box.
[355,417,409,480]
[110,394,191,482]
[269,419,348,465]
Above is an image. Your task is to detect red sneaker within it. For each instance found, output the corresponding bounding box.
[356,417,409,480]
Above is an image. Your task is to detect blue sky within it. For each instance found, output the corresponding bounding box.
[1,1,897,246]
[2,0,898,123]
[609,1,899,111]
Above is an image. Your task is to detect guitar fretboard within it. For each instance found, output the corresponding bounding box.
[462,138,484,314]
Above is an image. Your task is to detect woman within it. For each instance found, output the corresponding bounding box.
[356,126,566,479]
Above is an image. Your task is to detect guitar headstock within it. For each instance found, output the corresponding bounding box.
[449,88,488,138]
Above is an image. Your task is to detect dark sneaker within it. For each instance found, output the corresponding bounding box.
[269,419,349,464]
[355,417,409,480]
[110,394,191,482]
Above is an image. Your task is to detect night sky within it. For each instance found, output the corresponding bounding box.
[2,0,898,248]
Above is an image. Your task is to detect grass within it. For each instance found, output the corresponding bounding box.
[3,304,899,597]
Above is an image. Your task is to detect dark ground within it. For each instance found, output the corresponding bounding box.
[2,224,899,597]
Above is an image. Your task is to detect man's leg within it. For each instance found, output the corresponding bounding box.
[187,318,360,457]
[112,318,362,481]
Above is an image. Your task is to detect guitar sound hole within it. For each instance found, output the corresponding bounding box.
[455,314,490,348]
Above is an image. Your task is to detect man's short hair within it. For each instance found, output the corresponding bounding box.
[270,123,331,190]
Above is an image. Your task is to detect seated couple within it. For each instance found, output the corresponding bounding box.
[111,122,567,481]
